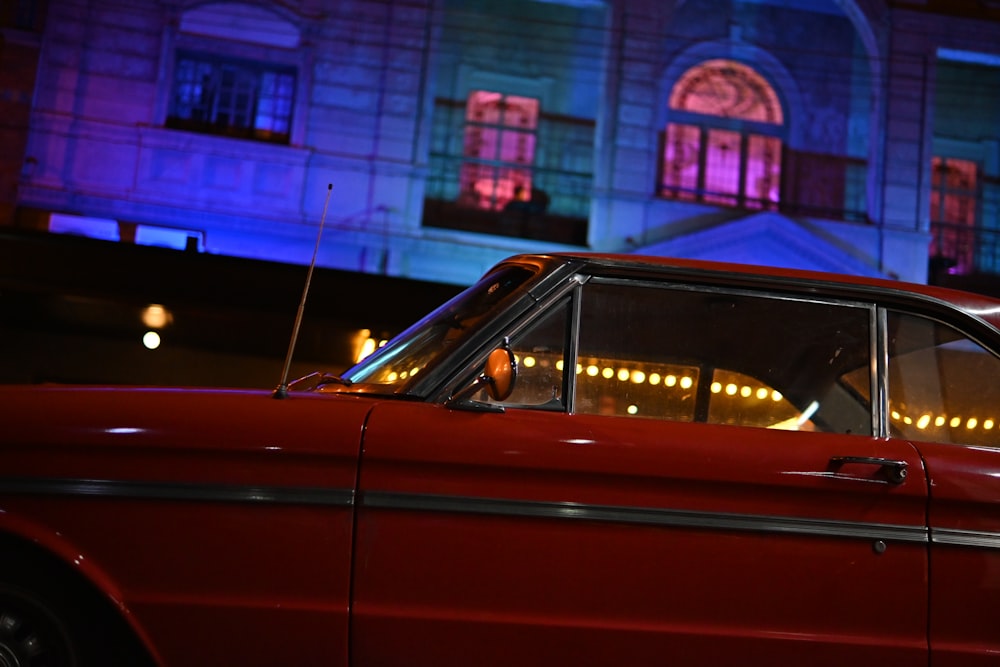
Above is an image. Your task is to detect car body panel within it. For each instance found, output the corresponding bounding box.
[0,386,370,667]
[919,442,1000,666]
[4,252,1000,666]
[352,401,929,666]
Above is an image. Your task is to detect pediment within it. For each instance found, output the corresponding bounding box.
[634,212,885,278]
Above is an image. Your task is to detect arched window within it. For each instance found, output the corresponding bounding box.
[660,59,784,209]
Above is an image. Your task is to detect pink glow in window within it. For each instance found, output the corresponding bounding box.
[931,157,979,273]
[661,59,784,208]
[745,135,781,208]
[704,129,741,205]
[663,124,700,198]
[461,91,539,210]
[669,59,782,124]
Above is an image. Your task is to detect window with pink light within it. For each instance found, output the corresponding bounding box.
[930,157,979,274]
[458,91,539,211]
[661,60,783,209]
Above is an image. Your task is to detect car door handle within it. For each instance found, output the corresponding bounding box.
[829,456,908,485]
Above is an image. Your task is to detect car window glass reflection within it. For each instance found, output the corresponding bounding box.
[575,281,872,434]
[483,299,571,410]
[886,311,1000,447]
[708,368,817,431]
[345,266,535,388]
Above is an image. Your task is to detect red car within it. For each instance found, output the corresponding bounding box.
[3,252,1000,666]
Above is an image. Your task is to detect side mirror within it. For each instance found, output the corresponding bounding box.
[482,344,517,401]
[448,339,518,409]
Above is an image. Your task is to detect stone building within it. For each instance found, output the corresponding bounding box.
[4,0,1000,287]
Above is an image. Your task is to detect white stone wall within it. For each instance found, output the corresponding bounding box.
[14,0,1000,286]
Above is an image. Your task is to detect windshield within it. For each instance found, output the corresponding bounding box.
[339,265,537,391]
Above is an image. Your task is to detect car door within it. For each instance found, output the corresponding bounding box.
[882,309,1000,667]
[351,276,929,666]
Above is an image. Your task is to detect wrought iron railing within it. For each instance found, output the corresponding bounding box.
[424,148,872,245]
[930,221,1000,277]
[777,150,869,222]
[424,153,592,245]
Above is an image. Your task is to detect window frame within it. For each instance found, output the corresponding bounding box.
[659,119,784,208]
[159,12,309,148]
[462,273,881,437]
[573,277,877,433]
[165,49,297,145]
[458,90,541,211]
[880,306,1000,446]
[929,155,982,275]
[442,264,1000,448]
[659,60,786,210]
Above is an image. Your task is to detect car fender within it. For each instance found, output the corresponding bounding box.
[0,506,166,665]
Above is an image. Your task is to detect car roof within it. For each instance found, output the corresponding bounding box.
[507,252,1000,333]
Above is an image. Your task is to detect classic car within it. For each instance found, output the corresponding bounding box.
[2,252,1000,667]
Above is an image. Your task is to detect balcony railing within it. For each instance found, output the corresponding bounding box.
[424,149,870,245]
[423,153,591,245]
[930,221,1000,278]
[777,150,869,222]
[657,148,868,222]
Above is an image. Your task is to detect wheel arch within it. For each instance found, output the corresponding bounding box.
[0,512,163,665]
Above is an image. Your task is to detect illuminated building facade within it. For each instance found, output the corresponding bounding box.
[4,0,1000,287]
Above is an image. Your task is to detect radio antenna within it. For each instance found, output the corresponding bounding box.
[273,183,333,399]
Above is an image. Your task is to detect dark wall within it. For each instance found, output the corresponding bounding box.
[0,230,462,387]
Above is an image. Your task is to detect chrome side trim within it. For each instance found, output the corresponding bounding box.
[931,527,1000,550]
[0,477,354,507]
[363,491,928,544]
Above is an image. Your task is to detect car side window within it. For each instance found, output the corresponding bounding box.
[886,311,1000,447]
[483,298,571,410]
[574,280,873,435]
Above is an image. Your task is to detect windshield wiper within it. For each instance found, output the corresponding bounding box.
[286,371,354,392]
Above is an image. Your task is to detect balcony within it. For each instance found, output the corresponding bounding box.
[425,149,871,248]
[423,154,591,246]
[930,220,1000,280]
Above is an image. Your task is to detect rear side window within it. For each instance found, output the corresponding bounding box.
[886,311,1000,447]
[574,281,873,435]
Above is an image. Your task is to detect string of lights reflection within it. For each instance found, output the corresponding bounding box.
[891,409,995,432]
[359,338,995,434]
[522,353,789,421]
[142,318,993,436]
